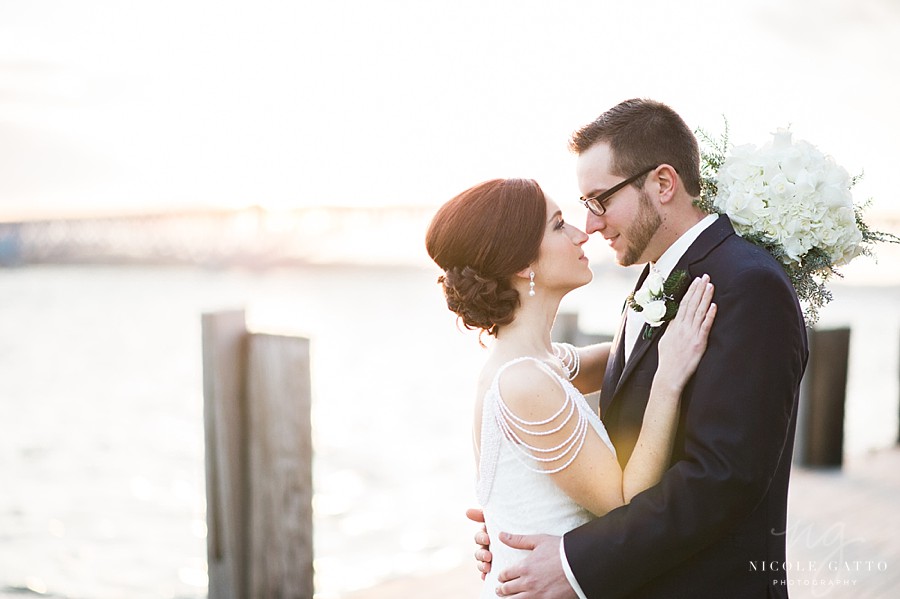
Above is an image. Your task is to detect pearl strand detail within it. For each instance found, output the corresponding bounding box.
[552,342,581,380]
[495,389,588,475]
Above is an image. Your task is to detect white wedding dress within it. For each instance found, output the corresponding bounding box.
[476,357,615,598]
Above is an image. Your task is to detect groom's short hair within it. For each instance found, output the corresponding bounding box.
[569,98,702,198]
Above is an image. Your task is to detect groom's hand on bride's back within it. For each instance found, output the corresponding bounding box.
[495,533,575,598]
[466,508,492,579]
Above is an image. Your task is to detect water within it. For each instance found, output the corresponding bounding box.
[1,264,898,598]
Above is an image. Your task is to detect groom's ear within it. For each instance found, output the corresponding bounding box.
[655,164,679,205]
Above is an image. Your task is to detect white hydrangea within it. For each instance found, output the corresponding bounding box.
[713,129,863,267]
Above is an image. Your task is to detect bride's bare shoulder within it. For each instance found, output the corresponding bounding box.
[494,359,566,420]
[476,355,546,398]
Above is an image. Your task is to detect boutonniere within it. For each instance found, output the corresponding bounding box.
[627,269,689,339]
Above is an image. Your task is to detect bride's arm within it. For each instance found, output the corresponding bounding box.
[498,276,716,517]
[623,275,716,500]
[496,362,626,515]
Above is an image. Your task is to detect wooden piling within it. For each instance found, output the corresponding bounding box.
[203,310,249,599]
[551,312,580,345]
[202,311,314,598]
[551,312,614,413]
[246,333,314,599]
[552,312,613,346]
[794,327,851,468]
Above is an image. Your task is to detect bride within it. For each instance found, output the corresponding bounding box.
[425,178,716,597]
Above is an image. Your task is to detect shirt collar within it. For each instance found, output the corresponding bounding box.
[651,213,719,278]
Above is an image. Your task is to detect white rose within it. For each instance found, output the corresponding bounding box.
[834,223,863,266]
[793,168,818,197]
[722,145,759,181]
[781,234,807,263]
[824,163,851,192]
[720,190,767,226]
[818,221,841,247]
[642,300,668,327]
[768,172,793,199]
[645,270,665,296]
[820,183,851,209]
[836,234,863,266]
[634,286,654,306]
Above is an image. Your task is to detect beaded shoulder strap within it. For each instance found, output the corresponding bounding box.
[476,357,559,503]
[489,357,589,475]
[551,342,581,380]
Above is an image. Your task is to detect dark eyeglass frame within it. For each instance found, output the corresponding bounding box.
[579,164,660,216]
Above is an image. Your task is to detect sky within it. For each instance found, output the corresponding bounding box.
[1,0,899,218]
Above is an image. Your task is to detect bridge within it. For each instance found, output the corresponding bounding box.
[0,205,439,268]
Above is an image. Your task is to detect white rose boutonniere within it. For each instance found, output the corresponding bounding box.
[632,269,664,307]
[627,269,689,338]
[641,300,668,328]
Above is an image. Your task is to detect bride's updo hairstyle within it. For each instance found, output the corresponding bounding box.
[425,178,546,337]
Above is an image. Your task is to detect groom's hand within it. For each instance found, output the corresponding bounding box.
[466,508,492,579]
[496,533,576,598]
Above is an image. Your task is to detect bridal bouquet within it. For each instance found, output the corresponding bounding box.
[696,122,898,324]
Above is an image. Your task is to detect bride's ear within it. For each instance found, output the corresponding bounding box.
[515,266,533,280]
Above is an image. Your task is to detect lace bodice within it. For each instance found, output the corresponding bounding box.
[475,357,615,598]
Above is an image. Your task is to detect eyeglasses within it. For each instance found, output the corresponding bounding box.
[579,165,659,216]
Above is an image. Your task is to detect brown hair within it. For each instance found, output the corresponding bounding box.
[568,98,702,197]
[425,178,546,337]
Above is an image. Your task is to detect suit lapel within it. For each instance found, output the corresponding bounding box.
[615,320,661,395]
[600,264,649,414]
[599,310,627,416]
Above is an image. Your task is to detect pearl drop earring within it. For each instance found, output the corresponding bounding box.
[528,271,535,297]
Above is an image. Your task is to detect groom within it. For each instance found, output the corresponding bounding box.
[472,99,809,598]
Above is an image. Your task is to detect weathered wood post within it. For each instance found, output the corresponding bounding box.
[552,312,614,412]
[203,310,248,599]
[794,327,851,468]
[246,333,314,599]
[202,311,314,598]
[551,312,580,345]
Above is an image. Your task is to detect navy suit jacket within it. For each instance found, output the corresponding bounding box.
[563,216,809,598]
